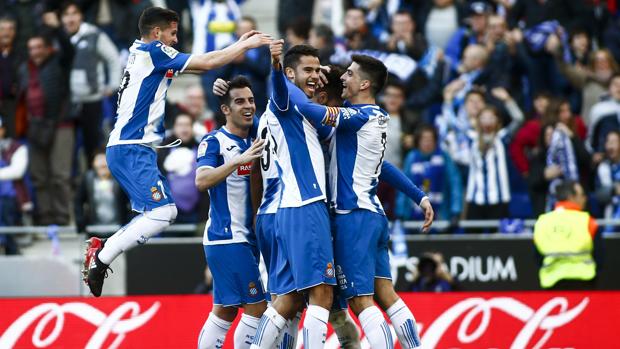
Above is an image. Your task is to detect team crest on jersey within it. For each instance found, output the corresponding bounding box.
[325,262,335,278]
[248,282,258,296]
[160,44,179,59]
[237,162,252,176]
[151,187,162,201]
[197,140,208,158]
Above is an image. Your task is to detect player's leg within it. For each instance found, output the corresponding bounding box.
[198,305,238,349]
[335,211,393,349]
[329,307,361,349]
[373,227,421,348]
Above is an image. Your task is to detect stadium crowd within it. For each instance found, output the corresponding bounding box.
[1,0,620,251]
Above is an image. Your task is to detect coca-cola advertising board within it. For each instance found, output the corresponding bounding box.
[0,291,616,348]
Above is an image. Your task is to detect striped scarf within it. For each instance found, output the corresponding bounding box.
[524,20,572,63]
[546,128,579,209]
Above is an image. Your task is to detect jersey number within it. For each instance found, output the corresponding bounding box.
[375,132,387,174]
[117,71,131,109]
[260,127,278,171]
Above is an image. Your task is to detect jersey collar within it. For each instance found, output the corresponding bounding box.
[221,126,251,147]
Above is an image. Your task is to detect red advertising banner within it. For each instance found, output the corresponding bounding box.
[0,291,617,349]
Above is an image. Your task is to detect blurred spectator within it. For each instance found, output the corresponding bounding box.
[18,19,75,225]
[309,24,335,63]
[344,0,410,42]
[166,85,217,141]
[534,180,599,289]
[385,11,423,58]
[465,88,524,224]
[336,7,383,51]
[510,92,551,177]
[445,1,490,72]
[419,0,465,50]
[410,252,454,292]
[61,2,120,168]
[225,16,271,115]
[158,114,206,224]
[555,48,619,124]
[277,0,314,38]
[587,74,620,155]
[1,0,41,55]
[0,116,29,255]
[544,99,590,210]
[0,16,21,138]
[437,87,486,181]
[74,151,129,236]
[381,80,420,161]
[190,0,242,114]
[396,125,462,224]
[596,131,620,229]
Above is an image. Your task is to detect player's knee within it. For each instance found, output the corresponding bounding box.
[308,284,333,309]
[348,295,374,316]
[212,305,238,322]
[373,279,399,311]
[243,301,267,318]
[146,204,177,223]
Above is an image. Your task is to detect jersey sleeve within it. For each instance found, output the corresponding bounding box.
[270,69,290,111]
[379,160,427,205]
[294,98,370,133]
[150,42,193,74]
[196,135,221,169]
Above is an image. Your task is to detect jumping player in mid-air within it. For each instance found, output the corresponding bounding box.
[82,6,271,297]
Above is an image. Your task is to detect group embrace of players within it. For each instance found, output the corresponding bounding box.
[82,6,433,349]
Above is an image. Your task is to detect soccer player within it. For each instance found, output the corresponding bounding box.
[82,6,271,297]
[270,40,431,348]
[195,76,267,349]
[250,45,338,349]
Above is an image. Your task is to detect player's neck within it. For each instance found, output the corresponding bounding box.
[140,35,156,44]
[348,94,375,105]
[225,123,249,139]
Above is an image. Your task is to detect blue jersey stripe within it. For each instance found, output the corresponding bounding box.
[259,178,280,214]
[335,129,359,210]
[120,72,164,140]
[207,154,233,241]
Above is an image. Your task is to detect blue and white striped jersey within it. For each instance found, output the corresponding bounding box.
[269,70,334,208]
[107,39,192,146]
[256,105,281,215]
[197,127,254,245]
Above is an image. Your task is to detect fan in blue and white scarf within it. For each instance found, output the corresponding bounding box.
[546,126,579,210]
[524,20,572,63]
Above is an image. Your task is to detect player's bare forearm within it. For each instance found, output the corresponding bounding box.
[187,31,272,72]
[250,158,263,216]
[195,163,239,191]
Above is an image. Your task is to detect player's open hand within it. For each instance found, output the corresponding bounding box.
[235,138,265,166]
[420,198,434,233]
[270,39,285,65]
[213,78,230,97]
[240,30,273,49]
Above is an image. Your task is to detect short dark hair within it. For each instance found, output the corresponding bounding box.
[555,180,580,201]
[240,16,257,30]
[220,76,253,107]
[283,44,319,70]
[465,87,485,101]
[351,54,388,95]
[0,15,17,25]
[28,32,53,47]
[317,65,346,100]
[138,7,179,37]
[609,73,620,87]
[385,77,407,94]
[60,1,81,15]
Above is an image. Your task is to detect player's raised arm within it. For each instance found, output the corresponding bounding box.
[269,39,291,111]
[187,30,272,72]
[195,137,265,191]
[380,160,434,232]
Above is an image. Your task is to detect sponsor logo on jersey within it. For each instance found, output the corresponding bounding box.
[325,262,335,278]
[151,187,162,201]
[237,162,252,176]
[160,44,179,59]
[197,140,208,158]
[248,282,258,296]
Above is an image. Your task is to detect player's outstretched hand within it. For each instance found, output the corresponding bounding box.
[270,39,285,65]
[420,198,434,233]
[213,78,230,97]
[234,138,265,166]
[240,30,273,49]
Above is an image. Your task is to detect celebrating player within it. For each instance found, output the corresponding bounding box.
[270,39,430,348]
[82,6,271,297]
[195,76,267,349]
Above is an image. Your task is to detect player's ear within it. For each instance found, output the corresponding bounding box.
[285,67,295,80]
[317,91,327,105]
[220,104,230,115]
[360,79,371,92]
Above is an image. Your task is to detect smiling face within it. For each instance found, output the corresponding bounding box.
[606,132,620,161]
[340,62,369,100]
[222,87,255,130]
[286,55,321,98]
